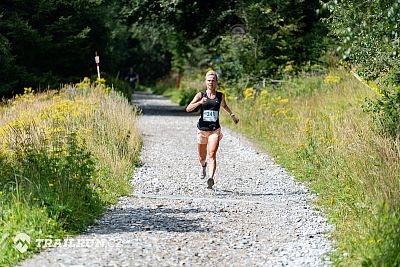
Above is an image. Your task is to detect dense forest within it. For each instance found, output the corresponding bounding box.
[1,0,326,94]
[1,1,399,266]
[1,0,398,92]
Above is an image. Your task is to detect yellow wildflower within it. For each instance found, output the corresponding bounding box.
[259,90,269,98]
[324,74,341,84]
[243,87,254,99]
[96,77,106,84]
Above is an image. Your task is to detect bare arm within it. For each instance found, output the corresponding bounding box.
[221,94,239,124]
[186,92,207,112]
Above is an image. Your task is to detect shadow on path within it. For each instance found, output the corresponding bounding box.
[215,189,308,197]
[89,207,210,234]
[132,92,198,117]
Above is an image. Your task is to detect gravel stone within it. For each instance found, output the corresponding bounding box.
[18,92,332,267]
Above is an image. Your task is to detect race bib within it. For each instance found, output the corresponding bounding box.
[203,110,219,122]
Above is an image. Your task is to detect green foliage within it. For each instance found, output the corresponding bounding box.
[111,0,238,86]
[0,0,111,96]
[1,0,331,98]
[115,20,173,85]
[0,82,141,266]
[1,132,101,231]
[210,0,329,84]
[362,207,400,266]
[115,0,330,89]
[216,34,257,84]
[178,87,198,106]
[364,86,400,139]
[0,122,100,266]
[0,192,64,266]
[325,0,400,138]
[324,0,400,82]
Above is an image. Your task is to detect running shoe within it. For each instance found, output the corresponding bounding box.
[207,177,214,189]
[199,163,207,179]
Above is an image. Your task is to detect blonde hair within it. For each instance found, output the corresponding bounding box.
[205,70,218,80]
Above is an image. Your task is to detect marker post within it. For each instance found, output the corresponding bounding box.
[95,51,100,79]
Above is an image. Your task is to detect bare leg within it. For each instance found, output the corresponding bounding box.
[207,136,220,178]
[197,143,207,167]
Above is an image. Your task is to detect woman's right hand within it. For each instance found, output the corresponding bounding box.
[186,93,207,112]
[199,97,207,104]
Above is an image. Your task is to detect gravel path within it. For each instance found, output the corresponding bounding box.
[18,92,332,267]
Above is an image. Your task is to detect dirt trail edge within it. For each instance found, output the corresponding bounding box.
[18,92,332,267]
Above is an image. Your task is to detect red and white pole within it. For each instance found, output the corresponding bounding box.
[95,51,100,79]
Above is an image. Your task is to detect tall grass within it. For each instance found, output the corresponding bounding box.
[218,70,400,265]
[0,78,141,266]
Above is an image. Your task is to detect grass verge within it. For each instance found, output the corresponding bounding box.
[220,70,399,265]
[0,78,142,266]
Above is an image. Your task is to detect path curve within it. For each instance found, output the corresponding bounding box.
[18,92,332,267]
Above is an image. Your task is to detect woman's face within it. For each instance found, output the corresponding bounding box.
[206,75,217,90]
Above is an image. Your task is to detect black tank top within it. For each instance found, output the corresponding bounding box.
[197,91,223,131]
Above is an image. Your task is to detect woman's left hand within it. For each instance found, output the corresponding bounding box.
[231,115,239,124]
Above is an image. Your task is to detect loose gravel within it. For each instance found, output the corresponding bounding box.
[18,92,332,267]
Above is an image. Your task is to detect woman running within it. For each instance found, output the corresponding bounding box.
[186,70,239,189]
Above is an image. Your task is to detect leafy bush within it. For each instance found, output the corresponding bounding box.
[177,86,198,106]
[364,86,400,139]
[325,0,400,138]
[324,0,400,82]
[362,207,400,266]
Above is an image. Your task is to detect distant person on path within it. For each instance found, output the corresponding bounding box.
[125,67,139,93]
[186,70,239,189]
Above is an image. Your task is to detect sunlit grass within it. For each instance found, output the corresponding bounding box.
[219,70,400,266]
[0,78,141,266]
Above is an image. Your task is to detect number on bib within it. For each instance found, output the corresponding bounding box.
[203,110,219,122]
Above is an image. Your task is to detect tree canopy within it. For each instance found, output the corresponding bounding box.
[0,0,331,96]
[325,0,400,85]
[0,0,111,95]
[1,0,399,98]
